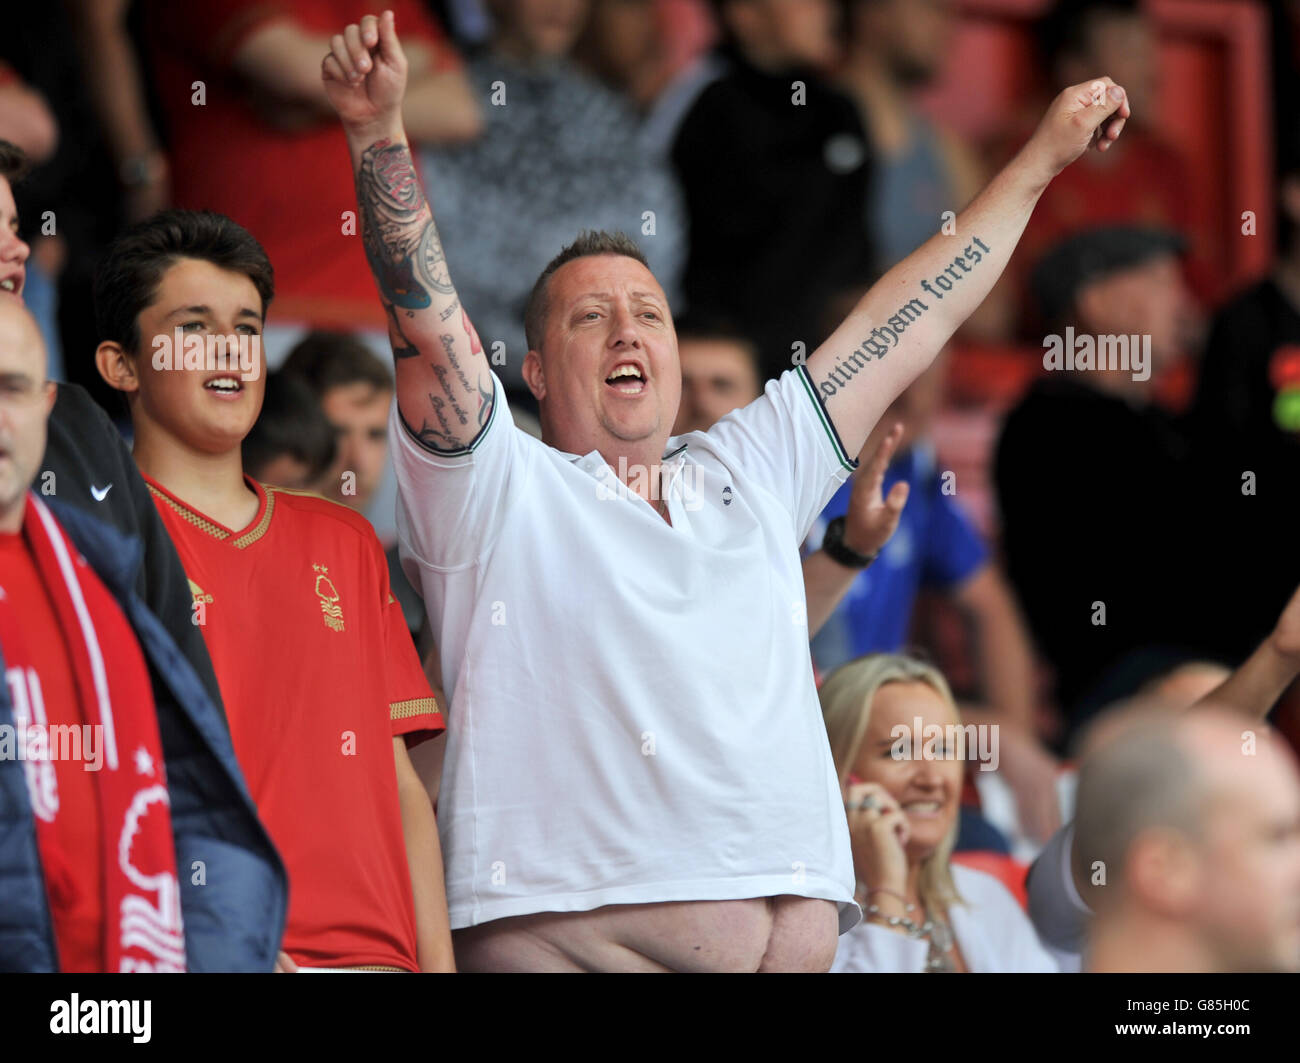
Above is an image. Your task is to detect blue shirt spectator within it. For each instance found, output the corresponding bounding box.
[809,444,987,673]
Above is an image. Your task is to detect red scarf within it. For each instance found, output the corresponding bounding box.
[0,496,185,971]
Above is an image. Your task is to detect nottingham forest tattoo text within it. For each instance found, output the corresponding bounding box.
[817,237,991,399]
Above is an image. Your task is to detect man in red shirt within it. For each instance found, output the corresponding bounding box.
[143,0,480,336]
[0,299,190,972]
[92,208,454,971]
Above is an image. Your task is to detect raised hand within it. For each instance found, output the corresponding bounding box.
[843,423,910,559]
[1025,76,1130,181]
[321,10,407,134]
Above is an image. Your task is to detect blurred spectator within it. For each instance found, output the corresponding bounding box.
[0,61,58,161]
[1077,709,1300,972]
[670,314,760,434]
[821,654,1058,972]
[836,0,1008,340]
[430,0,496,48]
[0,142,33,320]
[995,225,1205,741]
[1028,580,1300,970]
[242,370,338,490]
[574,0,672,110]
[66,1,169,224]
[670,0,874,380]
[280,330,428,634]
[992,0,1205,340]
[143,0,480,348]
[281,331,393,511]
[4,9,143,408]
[419,0,684,406]
[1191,144,1300,663]
[0,70,62,380]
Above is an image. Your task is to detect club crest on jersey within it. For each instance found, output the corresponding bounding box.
[312,563,345,633]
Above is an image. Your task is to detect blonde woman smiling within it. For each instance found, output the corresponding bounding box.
[821,654,1058,973]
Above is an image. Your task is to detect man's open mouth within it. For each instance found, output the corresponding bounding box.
[605,362,645,395]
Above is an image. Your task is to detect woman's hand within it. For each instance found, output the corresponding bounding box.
[845,780,911,900]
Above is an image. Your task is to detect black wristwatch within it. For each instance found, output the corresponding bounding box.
[822,516,878,569]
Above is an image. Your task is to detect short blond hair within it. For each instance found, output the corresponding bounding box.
[819,653,964,913]
[524,230,651,353]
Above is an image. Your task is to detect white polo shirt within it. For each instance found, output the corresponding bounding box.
[392,365,862,932]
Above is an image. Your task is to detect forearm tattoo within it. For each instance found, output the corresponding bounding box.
[816,237,992,399]
[357,138,494,450]
[357,139,454,309]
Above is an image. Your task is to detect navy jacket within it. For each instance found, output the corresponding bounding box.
[0,500,288,971]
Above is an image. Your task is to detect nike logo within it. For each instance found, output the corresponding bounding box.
[91,484,113,501]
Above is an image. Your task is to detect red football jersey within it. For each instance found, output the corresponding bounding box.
[145,476,443,970]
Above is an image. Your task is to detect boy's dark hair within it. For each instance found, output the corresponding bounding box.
[524,230,651,352]
[243,371,337,484]
[674,311,761,374]
[93,209,275,355]
[0,140,29,183]
[281,330,393,397]
[1036,0,1142,74]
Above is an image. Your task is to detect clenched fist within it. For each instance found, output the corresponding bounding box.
[322,10,408,135]
[1023,77,1131,184]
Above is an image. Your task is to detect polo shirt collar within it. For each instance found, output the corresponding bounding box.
[557,441,691,467]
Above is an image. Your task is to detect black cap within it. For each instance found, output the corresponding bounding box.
[1031,225,1187,324]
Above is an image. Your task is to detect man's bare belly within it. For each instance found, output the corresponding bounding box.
[452,896,840,972]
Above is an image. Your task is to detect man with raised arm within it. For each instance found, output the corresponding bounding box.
[324,10,1129,972]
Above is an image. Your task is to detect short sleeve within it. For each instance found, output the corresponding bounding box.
[390,371,524,572]
[922,489,988,589]
[368,527,444,745]
[385,591,444,745]
[702,365,858,542]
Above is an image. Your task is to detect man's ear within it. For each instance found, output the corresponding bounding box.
[96,340,139,394]
[522,349,546,401]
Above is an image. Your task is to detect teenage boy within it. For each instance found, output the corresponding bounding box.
[93,209,454,971]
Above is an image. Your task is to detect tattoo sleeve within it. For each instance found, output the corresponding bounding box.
[356,139,454,308]
[354,136,494,452]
